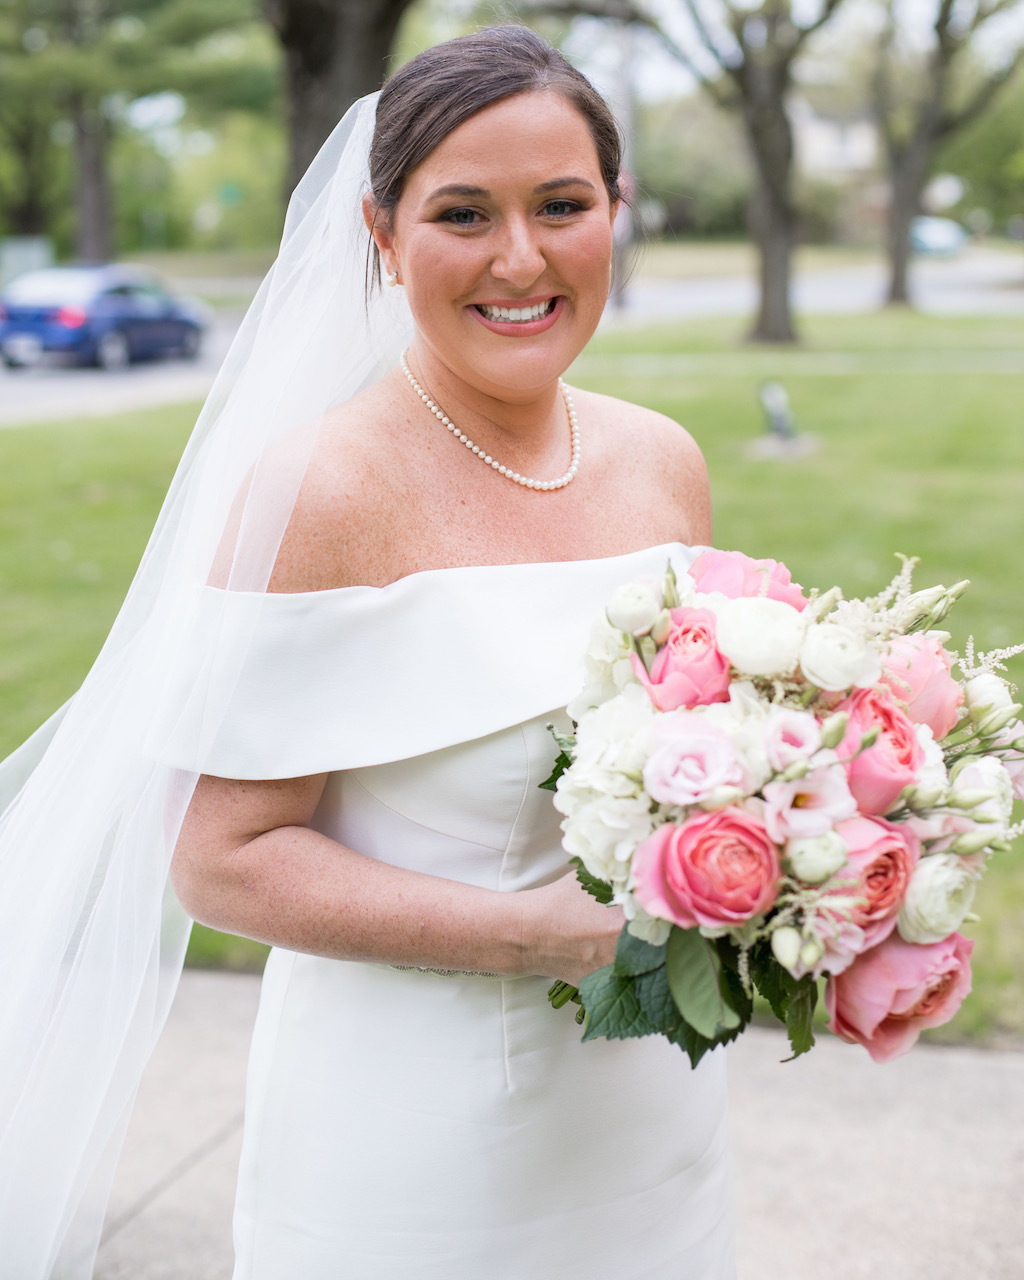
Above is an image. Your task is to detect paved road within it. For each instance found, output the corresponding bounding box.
[2,248,1022,430]
[94,970,1024,1280]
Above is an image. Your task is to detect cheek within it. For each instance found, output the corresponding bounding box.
[557,222,614,292]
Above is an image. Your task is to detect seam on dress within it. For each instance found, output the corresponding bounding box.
[497,723,531,1096]
[346,771,512,853]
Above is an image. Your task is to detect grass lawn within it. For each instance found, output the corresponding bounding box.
[1,308,1022,1032]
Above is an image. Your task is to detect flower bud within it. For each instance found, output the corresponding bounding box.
[780,759,811,782]
[784,831,848,884]
[819,711,849,750]
[906,782,945,811]
[949,830,994,856]
[771,925,803,972]
[902,584,946,629]
[699,785,746,810]
[606,583,661,637]
[966,673,1014,720]
[977,704,1023,738]
[859,726,880,752]
[945,788,993,810]
[649,608,673,645]
[799,936,825,968]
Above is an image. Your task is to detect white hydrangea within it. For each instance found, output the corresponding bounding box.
[567,615,636,719]
[560,793,656,887]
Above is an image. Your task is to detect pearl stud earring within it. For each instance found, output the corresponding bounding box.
[386,270,399,288]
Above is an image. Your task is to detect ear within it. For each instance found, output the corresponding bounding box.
[362,193,398,277]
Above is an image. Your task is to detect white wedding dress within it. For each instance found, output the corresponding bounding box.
[161,542,735,1279]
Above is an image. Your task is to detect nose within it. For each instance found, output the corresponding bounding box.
[490,215,546,289]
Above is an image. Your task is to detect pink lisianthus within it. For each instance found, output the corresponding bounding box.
[632,807,781,929]
[832,815,921,947]
[879,634,964,740]
[763,766,857,843]
[825,931,974,1063]
[836,687,925,814]
[687,549,808,612]
[630,608,731,712]
[763,708,822,772]
[642,713,745,807]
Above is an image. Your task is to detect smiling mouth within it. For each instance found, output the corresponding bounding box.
[475,299,556,323]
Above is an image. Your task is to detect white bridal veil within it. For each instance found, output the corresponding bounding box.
[0,93,411,1278]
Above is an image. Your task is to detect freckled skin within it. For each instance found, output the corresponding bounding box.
[173,91,713,983]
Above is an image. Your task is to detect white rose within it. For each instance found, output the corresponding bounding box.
[712,597,807,678]
[784,830,848,884]
[606,583,662,636]
[897,853,980,945]
[965,672,1015,718]
[799,623,881,691]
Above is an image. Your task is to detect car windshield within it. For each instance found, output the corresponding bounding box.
[4,269,102,305]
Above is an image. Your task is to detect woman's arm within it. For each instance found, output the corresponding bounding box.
[171,773,621,985]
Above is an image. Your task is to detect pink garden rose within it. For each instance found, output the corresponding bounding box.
[688,549,808,612]
[642,713,745,807]
[836,687,925,814]
[880,634,964,740]
[632,807,781,929]
[825,931,974,1063]
[763,766,857,843]
[833,815,921,947]
[631,607,731,712]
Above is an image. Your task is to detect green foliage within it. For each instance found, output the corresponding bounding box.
[538,749,572,792]
[665,926,742,1040]
[613,929,666,977]
[940,74,1024,230]
[579,966,658,1040]
[748,942,818,1059]
[570,856,614,904]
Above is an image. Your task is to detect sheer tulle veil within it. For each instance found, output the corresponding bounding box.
[0,92,411,1277]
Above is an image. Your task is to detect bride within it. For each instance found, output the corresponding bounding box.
[0,25,733,1279]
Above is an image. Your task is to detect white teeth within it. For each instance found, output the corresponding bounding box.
[479,300,553,323]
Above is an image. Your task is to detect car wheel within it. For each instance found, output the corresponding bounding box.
[179,327,201,360]
[96,330,131,371]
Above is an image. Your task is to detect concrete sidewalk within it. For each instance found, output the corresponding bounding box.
[95,970,1024,1280]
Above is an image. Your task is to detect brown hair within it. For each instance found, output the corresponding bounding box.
[366,25,623,289]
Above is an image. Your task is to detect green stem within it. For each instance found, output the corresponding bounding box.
[547,980,580,1009]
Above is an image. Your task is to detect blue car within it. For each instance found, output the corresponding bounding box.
[0,264,207,370]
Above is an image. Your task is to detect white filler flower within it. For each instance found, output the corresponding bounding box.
[712,597,807,678]
[897,853,979,945]
[799,622,881,691]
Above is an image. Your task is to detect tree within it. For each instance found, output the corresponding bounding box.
[262,0,418,196]
[0,6,65,237]
[874,0,1024,305]
[521,0,847,343]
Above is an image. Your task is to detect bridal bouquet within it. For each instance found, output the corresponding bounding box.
[545,550,1024,1066]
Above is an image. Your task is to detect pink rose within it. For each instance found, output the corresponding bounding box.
[763,766,857,842]
[836,687,924,814]
[642,714,745,807]
[833,815,920,947]
[880,635,964,740]
[688,549,808,612]
[825,931,974,1063]
[632,807,781,929]
[630,607,731,712]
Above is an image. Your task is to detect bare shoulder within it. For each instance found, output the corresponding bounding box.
[574,386,705,471]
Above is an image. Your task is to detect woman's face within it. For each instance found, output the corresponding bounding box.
[369,90,618,401]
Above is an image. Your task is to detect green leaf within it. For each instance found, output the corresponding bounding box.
[715,939,754,1025]
[783,976,818,1060]
[665,927,742,1040]
[748,941,793,1023]
[634,966,682,1033]
[579,967,657,1041]
[666,1019,734,1070]
[570,856,614,904]
[538,749,573,791]
[613,927,667,977]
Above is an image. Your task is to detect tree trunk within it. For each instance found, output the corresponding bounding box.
[71,95,113,262]
[264,0,416,196]
[885,137,931,306]
[741,78,799,344]
[2,110,53,235]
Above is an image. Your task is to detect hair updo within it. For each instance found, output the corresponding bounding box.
[366,25,623,288]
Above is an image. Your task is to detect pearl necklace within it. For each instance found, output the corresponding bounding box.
[399,352,580,491]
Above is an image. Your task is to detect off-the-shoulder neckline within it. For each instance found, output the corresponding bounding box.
[217,540,700,600]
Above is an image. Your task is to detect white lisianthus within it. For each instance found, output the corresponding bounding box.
[950,755,1014,828]
[712,597,807,678]
[965,672,1015,719]
[897,853,980,944]
[799,623,881,691]
[784,830,848,884]
[606,582,662,636]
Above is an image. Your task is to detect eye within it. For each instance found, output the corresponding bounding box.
[541,199,581,218]
[440,207,483,226]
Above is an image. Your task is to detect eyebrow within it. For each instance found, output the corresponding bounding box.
[425,176,598,200]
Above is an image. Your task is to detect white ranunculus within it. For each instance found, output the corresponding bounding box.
[799,623,881,691]
[606,583,662,636]
[784,830,848,884]
[713,597,807,678]
[897,853,980,944]
[966,672,1015,719]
